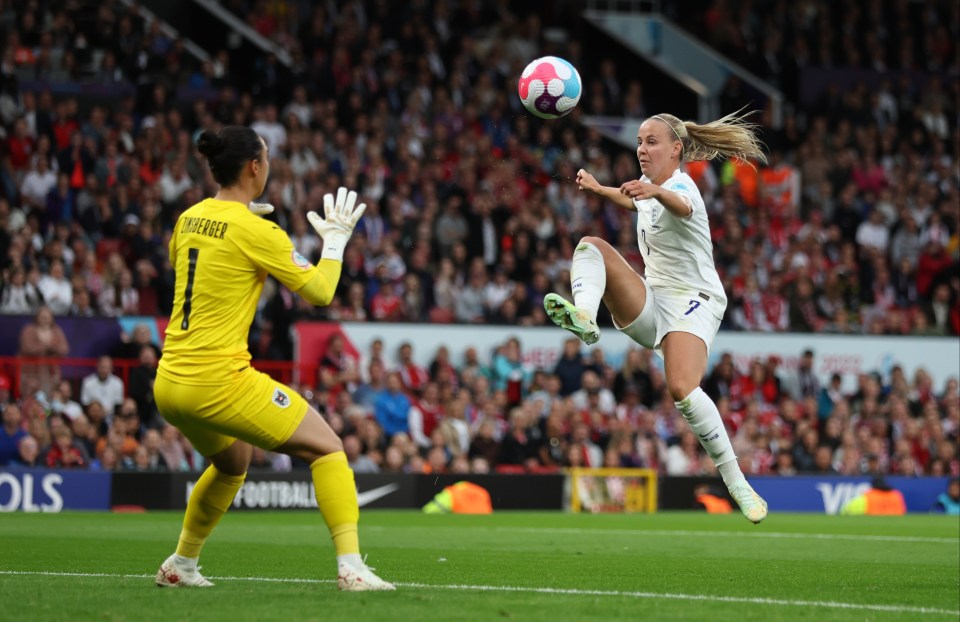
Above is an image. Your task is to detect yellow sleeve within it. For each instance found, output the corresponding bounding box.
[238,219,319,292]
[238,219,341,305]
[297,259,342,306]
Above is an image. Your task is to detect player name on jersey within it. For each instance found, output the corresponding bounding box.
[179,216,229,240]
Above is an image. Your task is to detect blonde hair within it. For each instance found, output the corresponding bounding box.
[650,109,767,165]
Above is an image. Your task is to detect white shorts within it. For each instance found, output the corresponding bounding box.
[614,278,723,358]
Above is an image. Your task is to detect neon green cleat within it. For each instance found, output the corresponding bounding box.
[728,480,769,524]
[543,293,600,345]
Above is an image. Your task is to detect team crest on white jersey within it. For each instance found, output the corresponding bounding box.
[272,388,291,408]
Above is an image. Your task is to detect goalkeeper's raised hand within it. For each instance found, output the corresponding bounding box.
[307,187,366,262]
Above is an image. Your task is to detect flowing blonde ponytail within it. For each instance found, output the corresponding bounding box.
[651,109,767,165]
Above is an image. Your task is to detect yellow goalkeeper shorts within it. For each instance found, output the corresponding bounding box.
[155,367,309,457]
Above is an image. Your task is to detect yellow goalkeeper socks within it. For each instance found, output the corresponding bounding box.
[176,465,246,558]
[310,451,360,556]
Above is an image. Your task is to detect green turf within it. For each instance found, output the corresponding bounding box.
[1,510,958,621]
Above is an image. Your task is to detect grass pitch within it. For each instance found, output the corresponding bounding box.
[1,510,957,621]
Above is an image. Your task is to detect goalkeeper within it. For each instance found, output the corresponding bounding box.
[153,125,394,591]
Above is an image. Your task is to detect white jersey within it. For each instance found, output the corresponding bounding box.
[633,168,727,312]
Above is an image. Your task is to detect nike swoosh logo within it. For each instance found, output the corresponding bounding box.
[699,427,718,439]
[356,483,400,507]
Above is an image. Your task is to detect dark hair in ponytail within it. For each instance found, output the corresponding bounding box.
[196,126,263,187]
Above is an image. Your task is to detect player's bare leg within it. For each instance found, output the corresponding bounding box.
[544,236,647,344]
[156,441,252,587]
[277,406,395,591]
[662,332,767,523]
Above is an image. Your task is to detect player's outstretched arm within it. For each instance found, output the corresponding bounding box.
[576,168,635,211]
[619,181,693,218]
[295,187,365,307]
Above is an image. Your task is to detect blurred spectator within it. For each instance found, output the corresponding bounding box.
[498,407,540,469]
[18,305,69,394]
[13,435,40,468]
[0,403,27,466]
[80,355,125,416]
[374,371,411,440]
[408,382,443,450]
[0,374,11,410]
[396,342,429,394]
[158,425,189,472]
[128,345,160,428]
[36,259,72,315]
[44,427,88,469]
[468,419,501,467]
[553,338,586,396]
[112,324,161,361]
[134,429,169,471]
[50,380,83,422]
[932,478,960,515]
[98,269,139,317]
[571,370,616,417]
[1,267,42,314]
[319,333,360,397]
[344,434,379,473]
[785,349,820,401]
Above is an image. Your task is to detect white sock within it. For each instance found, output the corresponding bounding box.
[717,459,745,488]
[337,553,364,568]
[570,242,605,321]
[674,388,743,486]
[173,554,198,572]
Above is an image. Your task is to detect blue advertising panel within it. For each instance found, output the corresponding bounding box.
[749,476,951,514]
[0,469,112,512]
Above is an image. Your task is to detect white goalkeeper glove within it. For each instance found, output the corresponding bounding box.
[249,202,275,216]
[307,187,366,262]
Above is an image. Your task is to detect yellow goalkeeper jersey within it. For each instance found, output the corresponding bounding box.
[159,198,318,385]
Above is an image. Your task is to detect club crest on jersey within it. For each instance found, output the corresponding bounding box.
[650,205,660,221]
[291,250,310,269]
[272,388,291,408]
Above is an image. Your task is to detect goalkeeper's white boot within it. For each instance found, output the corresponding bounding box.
[155,553,214,587]
[728,480,768,524]
[337,560,396,591]
[544,294,600,345]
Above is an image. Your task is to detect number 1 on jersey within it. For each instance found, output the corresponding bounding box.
[181,248,200,330]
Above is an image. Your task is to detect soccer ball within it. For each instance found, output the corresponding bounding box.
[517,56,582,119]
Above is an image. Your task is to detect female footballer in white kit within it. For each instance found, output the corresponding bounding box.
[544,110,769,523]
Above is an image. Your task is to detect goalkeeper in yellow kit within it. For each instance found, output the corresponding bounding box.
[153,125,394,591]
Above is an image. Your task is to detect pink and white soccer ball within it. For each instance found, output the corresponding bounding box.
[517,56,583,119]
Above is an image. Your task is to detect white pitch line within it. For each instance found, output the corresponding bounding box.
[481,527,960,544]
[1,570,957,617]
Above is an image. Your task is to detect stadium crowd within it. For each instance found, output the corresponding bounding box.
[0,0,957,476]
[1,329,958,479]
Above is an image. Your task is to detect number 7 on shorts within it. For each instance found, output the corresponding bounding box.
[684,300,701,316]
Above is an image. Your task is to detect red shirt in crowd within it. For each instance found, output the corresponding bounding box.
[370,289,402,321]
[45,444,86,469]
[412,397,444,440]
[399,362,430,394]
[6,134,34,170]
